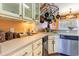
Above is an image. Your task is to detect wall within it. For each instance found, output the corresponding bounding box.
[0,15,59,32]
[0,16,36,32]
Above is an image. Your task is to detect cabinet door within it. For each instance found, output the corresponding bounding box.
[0,3,21,18]
[48,36,54,54]
[34,3,40,20]
[22,44,32,56]
[48,35,59,54]
[10,44,32,56]
[48,39,54,54]
[23,3,32,20]
[54,36,59,53]
[0,4,2,10]
[33,45,42,56]
[33,39,42,56]
[33,39,42,50]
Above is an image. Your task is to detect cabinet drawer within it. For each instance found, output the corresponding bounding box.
[48,39,54,44]
[33,39,42,49]
[48,39,55,54]
[49,36,54,40]
[33,46,42,56]
[11,44,32,56]
[48,43,54,54]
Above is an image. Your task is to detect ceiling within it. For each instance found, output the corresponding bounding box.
[54,3,79,15]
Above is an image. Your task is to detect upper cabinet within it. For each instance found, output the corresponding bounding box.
[35,3,40,20]
[2,3,19,15]
[0,3,40,20]
[23,3,40,20]
[0,3,21,19]
[23,3,32,20]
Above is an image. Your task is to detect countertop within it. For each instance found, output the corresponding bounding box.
[58,30,79,36]
[0,32,48,56]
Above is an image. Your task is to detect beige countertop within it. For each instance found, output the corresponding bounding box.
[58,30,79,36]
[0,32,48,56]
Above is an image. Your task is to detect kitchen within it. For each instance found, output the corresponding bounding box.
[0,3,79,56]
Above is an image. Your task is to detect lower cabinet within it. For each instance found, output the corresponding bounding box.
[33,39,42,56]
[10,44,32,56]
[48,36,54,54]
[48,35,59,54]
[10,39,42,56]
[33,46,42,56]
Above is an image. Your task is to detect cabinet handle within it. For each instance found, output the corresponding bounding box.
[22,52,27,56]
[52,40,55,44]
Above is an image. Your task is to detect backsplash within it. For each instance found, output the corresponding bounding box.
[0,16,36,33]
[0,16,59,33]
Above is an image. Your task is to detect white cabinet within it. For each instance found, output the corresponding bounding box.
[0,3,21,18]
[54,36,59,52]
[48,36,54,54]
[34,3,40,20]
[23,3,40,20]
[10,39,42,56]
[33,39,42,56]
[23,3,33,20]
[10,44,32,56]
[33,39,42,50]
[33,45,42,56]
[48,35,59,54]
[0,3,40,20]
